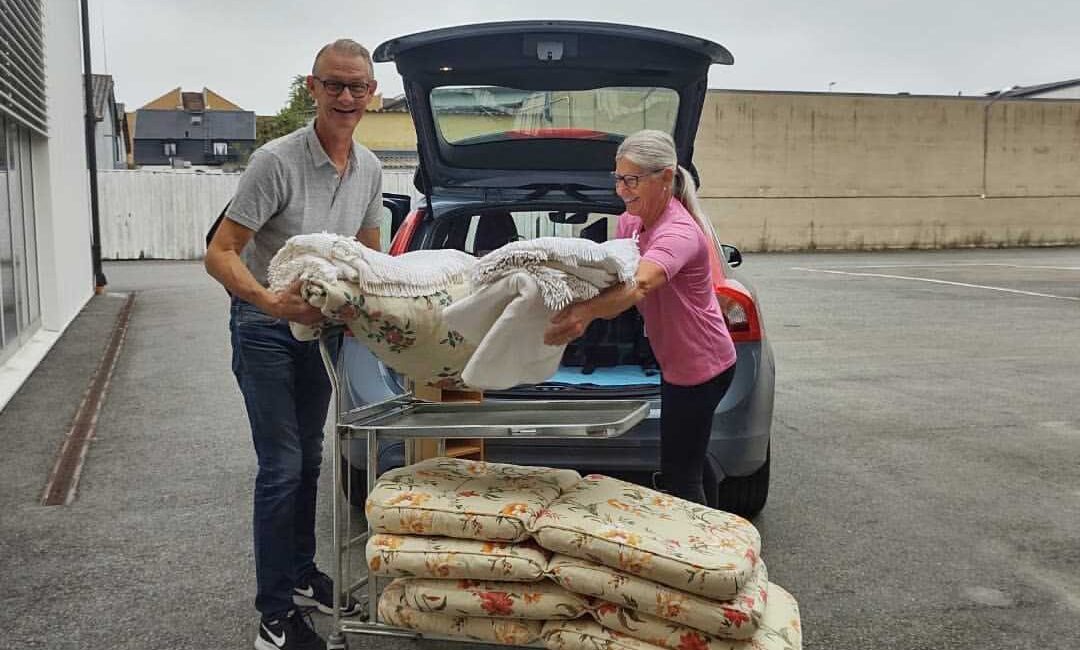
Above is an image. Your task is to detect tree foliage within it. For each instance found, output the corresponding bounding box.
[255,74,314,148]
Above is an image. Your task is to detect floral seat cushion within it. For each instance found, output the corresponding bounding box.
[367,457,582,542]
[366,533,550,582]
[541,619,665,650]
[392,577,589,620]
[590,582,802,650]
[379,579,543,645]
[548,554,768,639]
[299,279,477,389]
[529,475,762,600]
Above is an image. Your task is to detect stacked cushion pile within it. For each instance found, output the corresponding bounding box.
[365,458,802,650]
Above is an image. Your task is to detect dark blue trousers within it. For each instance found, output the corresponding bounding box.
[230,298,338,619]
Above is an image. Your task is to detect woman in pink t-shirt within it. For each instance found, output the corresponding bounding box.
[544,130,737,505]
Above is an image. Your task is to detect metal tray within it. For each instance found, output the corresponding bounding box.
[339,397,648,439]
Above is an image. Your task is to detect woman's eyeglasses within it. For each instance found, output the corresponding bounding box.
[312,76,371,98]
[612,169,664,189]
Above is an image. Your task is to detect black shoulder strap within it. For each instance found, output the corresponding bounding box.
[206,200,231,249]
[206,201,234,298]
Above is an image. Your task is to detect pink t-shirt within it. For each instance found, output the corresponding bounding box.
[616,198,736,386]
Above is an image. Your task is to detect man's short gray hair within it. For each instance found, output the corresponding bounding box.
[312,39,374,76]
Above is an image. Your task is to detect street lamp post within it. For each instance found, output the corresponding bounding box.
[981,85,1019,199]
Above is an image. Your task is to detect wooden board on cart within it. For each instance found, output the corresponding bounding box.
[410,382,485,462]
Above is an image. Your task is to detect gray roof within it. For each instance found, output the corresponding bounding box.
[91,74,114,122]
[987,77,1080,97]
[133,108,256,140]
[379,95,410,112]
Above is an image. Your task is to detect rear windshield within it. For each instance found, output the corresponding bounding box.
[430,86,679,146]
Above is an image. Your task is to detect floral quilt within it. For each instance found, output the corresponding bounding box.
[293,279,477,389]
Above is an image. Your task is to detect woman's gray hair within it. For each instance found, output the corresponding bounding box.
[615,129,721,249]
[312,39,374,76]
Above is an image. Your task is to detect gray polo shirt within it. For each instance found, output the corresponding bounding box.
[227,121,383,286]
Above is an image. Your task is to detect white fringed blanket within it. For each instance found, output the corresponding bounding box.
[268,232,476,297]
[469,236,639,311]
[445,237,639,389]
[266,233,639,390]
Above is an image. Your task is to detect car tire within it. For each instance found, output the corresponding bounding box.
[339,454,368,507]
[714,444,770,518]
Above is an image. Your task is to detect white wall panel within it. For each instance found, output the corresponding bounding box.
[99,169,421,260]
[35,0,93,332]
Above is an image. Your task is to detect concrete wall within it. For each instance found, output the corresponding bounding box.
[353,91,1080,251]
[99,169,423,260]
[354,112,416,152]
[695,90,1080,251]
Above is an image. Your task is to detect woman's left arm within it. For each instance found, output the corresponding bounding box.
[543,260,667,346]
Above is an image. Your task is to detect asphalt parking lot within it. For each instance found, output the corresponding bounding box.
[0,247,1077,649]
[748,247,1079,650]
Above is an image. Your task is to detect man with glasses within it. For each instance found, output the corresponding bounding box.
[205,39,381,650]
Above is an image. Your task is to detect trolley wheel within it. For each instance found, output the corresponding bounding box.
[326,633,348,650]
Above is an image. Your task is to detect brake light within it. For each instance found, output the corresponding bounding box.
[715,280,762,343]
[389,209,424,256]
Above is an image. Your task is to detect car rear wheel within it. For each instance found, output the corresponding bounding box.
[714,444,770,518]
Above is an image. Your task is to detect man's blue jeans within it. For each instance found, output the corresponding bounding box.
[230,298,339,618]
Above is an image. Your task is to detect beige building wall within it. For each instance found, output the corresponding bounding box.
[351,90,1080,251]
[696,91,1080,250]
[353,112,416,151]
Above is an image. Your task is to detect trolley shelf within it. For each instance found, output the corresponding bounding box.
[320,336,649,650]
[341,396,649,439]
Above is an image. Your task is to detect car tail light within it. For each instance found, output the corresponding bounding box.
[388,209,424,256]
[715,280,762,343]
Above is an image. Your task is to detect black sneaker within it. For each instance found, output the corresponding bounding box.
[254,609,325,650]
[293,569,363,616]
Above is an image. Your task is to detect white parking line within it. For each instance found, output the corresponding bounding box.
[792,267,1080,301]
[807,263,1080,271]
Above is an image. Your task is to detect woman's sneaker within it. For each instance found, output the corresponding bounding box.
[254,609,325,650]
[293,569,364,616]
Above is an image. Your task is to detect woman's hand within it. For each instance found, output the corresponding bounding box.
[544,303,595,346]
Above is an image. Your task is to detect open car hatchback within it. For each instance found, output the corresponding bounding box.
[343,21,774,517]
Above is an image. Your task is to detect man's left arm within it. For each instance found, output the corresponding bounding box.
[356,159,385,251]
[356,227,381,250]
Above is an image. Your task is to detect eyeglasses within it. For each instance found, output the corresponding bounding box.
[312,76,371,98]
[612,169,664,189]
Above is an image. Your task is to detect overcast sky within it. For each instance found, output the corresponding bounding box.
[89,0,1079,115]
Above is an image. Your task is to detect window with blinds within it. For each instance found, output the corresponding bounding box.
[0,0,47,136]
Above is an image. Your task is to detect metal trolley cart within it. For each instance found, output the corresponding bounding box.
[318,333,649,649]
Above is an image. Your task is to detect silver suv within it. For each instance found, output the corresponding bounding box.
[344,21,774,517]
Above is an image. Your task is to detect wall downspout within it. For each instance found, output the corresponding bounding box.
[80,0,107,291]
